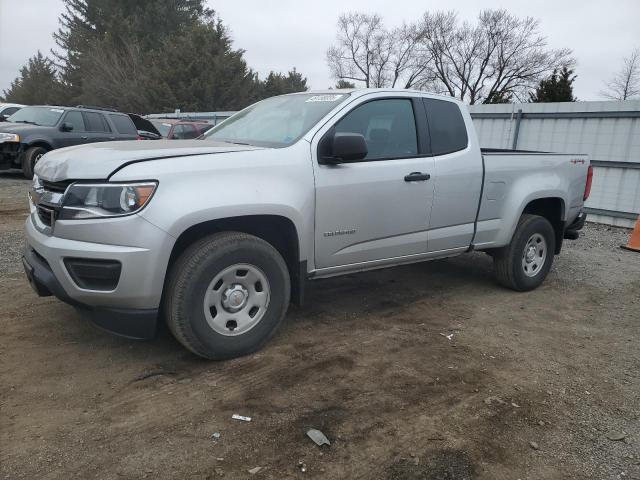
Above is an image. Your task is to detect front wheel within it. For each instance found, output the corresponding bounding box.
[164,232,291,359]
[493,214,556,291]
[22,146,47,179]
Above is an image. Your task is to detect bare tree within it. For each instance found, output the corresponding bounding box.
[327,9,574,104]
[326,13,430,89]
[601,48,640,100]
[417,10,573,104]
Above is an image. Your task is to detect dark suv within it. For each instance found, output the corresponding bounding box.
[0,105,139,178]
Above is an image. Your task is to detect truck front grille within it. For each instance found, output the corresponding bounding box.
[41,180,72,194]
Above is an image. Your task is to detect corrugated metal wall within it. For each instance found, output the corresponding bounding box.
[469,101,640,228]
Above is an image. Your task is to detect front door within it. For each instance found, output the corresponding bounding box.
[58,110,89,147]
[312,96,435,270]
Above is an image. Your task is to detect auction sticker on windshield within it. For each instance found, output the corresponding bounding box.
[306,95,344,103]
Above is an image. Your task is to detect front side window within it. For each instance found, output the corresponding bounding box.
[171,125,185,139]
[423,98,468,155]
[333,99,418,160]
[203,93,350,147]
[7,106,64,126]
[64,111,86,132]
[176,124,199,139]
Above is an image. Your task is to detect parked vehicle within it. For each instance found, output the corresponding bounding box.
[0,103,24,121]
[0,105,139,178]
[128,113,163,140]
[149,118,214,139]
[23,89,591,359]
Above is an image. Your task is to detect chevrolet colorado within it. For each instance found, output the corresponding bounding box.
[23,89,592,359]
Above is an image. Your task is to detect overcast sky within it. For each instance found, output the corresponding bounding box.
[1,0,638,101]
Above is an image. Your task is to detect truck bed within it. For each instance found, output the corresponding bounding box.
[472,150,590,250]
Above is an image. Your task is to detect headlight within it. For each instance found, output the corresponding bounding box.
[0,133,20,143]
[59,182,157,220]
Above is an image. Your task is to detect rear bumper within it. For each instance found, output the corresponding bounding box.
[22,245,158,339]
[564,212,587,240]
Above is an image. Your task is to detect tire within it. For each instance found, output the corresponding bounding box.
[493,214,556,292]
[22,146,48,179]
[164,232,291,359]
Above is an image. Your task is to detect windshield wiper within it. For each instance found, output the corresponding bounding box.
[224,140,251,146]
[13,120,38,125]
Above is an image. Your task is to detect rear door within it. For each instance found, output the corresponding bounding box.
[422,98,483,252]
[312,94,435,270]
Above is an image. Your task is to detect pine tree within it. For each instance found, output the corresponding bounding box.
[5,1,309,112]
[2,52,66,105]
[258,69,308,99]
[529,67,577,102]
[335,79,356,89]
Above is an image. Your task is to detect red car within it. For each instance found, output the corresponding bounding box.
[148,119,214,139]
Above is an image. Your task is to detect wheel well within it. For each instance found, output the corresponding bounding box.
[167,215,303,304]
[522,198,565,254]
[26,141,52,151]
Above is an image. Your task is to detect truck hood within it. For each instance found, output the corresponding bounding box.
[35,140,264,182]
[0,122,48,134]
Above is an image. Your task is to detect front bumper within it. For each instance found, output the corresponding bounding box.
[22,246,157,339]
[23,209,175,339]
[0,142,22,169]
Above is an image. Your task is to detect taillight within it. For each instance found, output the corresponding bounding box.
[583,165,593,201]
[136,135,143,140]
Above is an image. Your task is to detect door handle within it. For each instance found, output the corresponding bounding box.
[81,136,88,140]
[404,172,431,182]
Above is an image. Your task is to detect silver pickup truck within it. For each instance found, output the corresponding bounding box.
[23,89,592,359]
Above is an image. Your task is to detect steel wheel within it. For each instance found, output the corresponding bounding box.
[521,233,547,277]
[203,263,270,336]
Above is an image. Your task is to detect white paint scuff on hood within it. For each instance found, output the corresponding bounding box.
[35,140,264,182]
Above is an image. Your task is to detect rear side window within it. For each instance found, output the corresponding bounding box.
[108,114,137,135]
[84,112,111,132]
[334,99,418,160]
[423,98,468,155]
[63,111,86,132]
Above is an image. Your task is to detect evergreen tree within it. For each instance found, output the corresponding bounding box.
[529,67,577,102]
[39,0,308,112]
[257,69,308,99]
[335,79,356,89]
[2,52,67,105]
[484,91,513,104]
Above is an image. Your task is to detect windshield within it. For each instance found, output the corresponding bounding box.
[203,93,350,147]
[7,106,65,126]
[150,120,172,137]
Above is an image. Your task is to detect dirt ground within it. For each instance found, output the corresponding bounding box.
[0,172,638,480]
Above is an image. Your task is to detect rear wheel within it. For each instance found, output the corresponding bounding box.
[493,214,555,291]
[164,232,290,359]
[22,146,47,179]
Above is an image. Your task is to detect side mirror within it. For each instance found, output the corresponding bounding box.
[61,122,74,132]
[0,115,7,122]
[323,132,368,164]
